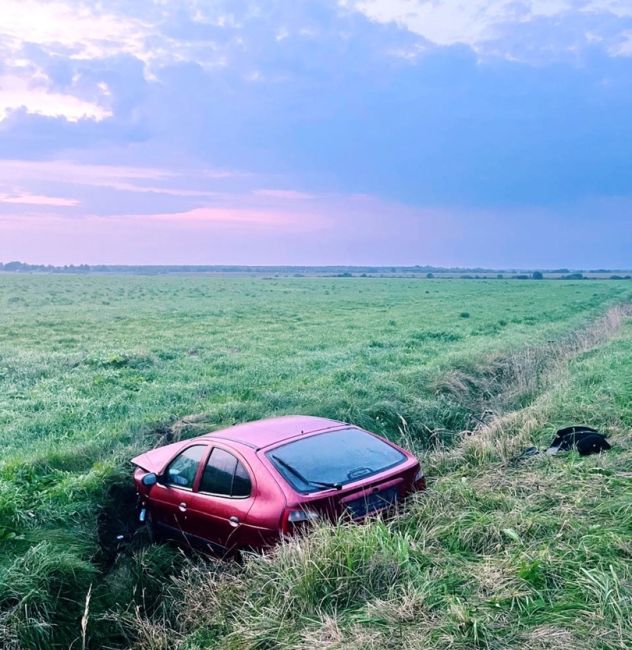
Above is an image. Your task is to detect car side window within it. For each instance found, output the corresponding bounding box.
[232,460,251,497]
[164,445,206,489]
[200,448,252,497]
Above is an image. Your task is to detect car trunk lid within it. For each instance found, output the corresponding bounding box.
[297,461,418,521]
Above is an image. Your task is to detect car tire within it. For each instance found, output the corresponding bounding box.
[145,509,162,543]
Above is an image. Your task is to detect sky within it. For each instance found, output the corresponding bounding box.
[0,0,631,268]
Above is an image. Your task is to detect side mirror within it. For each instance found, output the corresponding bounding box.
[142,472,158,487]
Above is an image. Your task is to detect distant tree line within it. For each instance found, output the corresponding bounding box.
[0,261,630,279]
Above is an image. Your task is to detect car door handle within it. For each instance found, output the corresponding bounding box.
[178,502,187,512]
[228,516,240,527]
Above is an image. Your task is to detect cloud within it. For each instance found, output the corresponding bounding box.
[0,1,226,123]
[137,205,329,231]
[340,0,632,60]
[0,159,233,196]
[0,0,239,81]
[0,156,334,227]
[0,192,79,207]
[253,189,314,200]
[0,159,169,180]
[1,0,630,133]
[0,1,151,62]
[0,1,131,123]
[0,74,111,122]
[610,30,632,56]
[2,193,630,268]
[586,1,632,18]
[342,0,515,49]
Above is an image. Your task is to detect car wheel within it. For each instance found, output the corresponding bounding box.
[145,508,162,543]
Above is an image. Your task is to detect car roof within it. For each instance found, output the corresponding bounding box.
[199,415,347,450]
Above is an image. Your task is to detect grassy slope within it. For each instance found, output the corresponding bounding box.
[150,320,632,650]
[0,276,630,648]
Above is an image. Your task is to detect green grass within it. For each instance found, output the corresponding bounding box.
[0,275,630,648]
[140,321,632,650]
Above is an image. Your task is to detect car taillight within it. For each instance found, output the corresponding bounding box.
[282,508,320,534]
[413,468,426,491]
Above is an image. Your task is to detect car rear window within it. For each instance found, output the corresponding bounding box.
[267,428,406,493]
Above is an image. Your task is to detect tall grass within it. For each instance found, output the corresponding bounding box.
[0,276,630,647]
[125,321,632,650]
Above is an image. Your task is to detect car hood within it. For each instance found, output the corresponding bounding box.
[131,440,189,473]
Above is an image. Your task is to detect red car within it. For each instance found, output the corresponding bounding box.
[132,415,425,553]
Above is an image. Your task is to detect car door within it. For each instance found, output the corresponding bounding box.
[148,444,207,540]
[187,446,256,551]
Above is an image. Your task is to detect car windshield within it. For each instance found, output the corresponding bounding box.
[267,428,406,493]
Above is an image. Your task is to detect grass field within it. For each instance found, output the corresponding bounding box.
[0,276,630,648]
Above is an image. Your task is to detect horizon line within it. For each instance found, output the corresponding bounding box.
[1,262,631,274]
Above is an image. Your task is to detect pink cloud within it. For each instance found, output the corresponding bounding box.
[0,205,326,264]
[0,192,79,207]
[0,76,111,122]
[143,206,312,227]
[0,192,462,266]
[253,189,315,200]
[0,192,434,265]
[134,206,325,231]
[0,160,237,196]
[0,202,328,235]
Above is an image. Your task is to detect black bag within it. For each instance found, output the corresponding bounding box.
[547,425,611,456]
